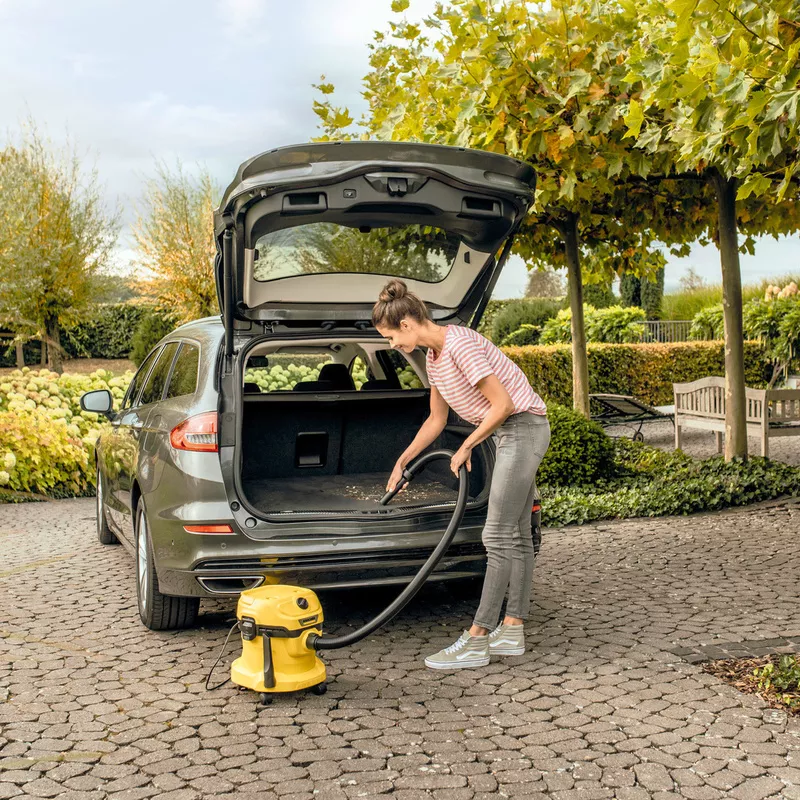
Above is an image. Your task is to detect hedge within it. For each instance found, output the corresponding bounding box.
[1,303,154,367]
[504,340,768,406]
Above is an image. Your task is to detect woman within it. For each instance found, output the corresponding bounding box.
[372,279,550,670]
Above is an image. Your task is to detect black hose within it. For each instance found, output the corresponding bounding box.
[309,449,469,652]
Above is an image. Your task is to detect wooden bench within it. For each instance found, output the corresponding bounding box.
[673,376,800,458]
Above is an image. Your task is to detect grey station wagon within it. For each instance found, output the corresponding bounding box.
[81,141,541,630]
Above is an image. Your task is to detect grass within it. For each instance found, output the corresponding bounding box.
[662,273,800,320]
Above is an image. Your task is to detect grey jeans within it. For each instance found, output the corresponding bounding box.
[473,411,551,630]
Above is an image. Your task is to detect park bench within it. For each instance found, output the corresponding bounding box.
[673,376,800,458]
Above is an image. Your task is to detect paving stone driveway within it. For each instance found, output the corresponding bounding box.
[1,497,799,800]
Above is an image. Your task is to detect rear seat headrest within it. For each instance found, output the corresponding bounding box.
[318,363,356,391]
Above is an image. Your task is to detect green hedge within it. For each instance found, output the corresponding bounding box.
[63,303,154,359]
[505,340,768,406]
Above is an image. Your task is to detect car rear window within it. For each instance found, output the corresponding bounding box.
[253,223,461,284]
[139,342,179,406]
[166,344,200,399]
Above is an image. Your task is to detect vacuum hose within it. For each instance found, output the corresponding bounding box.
[308,449,469,651]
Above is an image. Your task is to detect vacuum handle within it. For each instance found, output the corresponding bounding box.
[380,468,415,505]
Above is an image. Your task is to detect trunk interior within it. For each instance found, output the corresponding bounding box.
[240,393,489,515]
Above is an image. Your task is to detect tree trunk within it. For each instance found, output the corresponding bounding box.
[15,340,24,369]
[45,317,63,374]
[39,336,47,366]
[710,170,747,461]
[562,213,590,417]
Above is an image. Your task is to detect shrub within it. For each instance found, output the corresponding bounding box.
[581,282,617,309]
[0,408,96,498]
[689,304,724,340]
[489,298,561,344]
[540,440,800,526]
[130,309,180,366]
[505,340,767,406]
[540,305,646,344]
[538,403,616,487]
[500,324,542,347]
[62,303,154,359]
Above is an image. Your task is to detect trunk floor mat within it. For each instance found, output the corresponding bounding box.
[242,472,464,512]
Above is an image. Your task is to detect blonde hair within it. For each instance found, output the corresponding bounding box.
[371,279,431,329]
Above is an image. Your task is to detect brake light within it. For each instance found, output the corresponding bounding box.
[170,412,218,452]
[183,524,234,535]
[532,504,541,513]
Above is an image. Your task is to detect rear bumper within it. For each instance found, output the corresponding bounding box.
[155,525,489,597]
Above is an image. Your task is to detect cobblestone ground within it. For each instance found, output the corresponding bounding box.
[1,497,799,800]
[616,420,800,467]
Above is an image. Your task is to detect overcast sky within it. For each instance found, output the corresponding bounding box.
[1,0,798,300]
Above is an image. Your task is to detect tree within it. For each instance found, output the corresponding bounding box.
[679,266,708,292]
[133,162,218,324]
[622,0,800,459]
[0,127,118,373]
[313,0,709,416]
[525,269,564,298]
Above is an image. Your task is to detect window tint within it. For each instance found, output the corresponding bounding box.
[382,349,424,390]
[122,348,161,410]
[139,342,179,406]
[166,344,200,399]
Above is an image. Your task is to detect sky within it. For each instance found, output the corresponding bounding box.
[1,0,798,301]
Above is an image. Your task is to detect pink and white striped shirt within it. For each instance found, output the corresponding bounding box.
[425,325,546,425]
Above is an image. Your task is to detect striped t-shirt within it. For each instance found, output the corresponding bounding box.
[425,325,547,425]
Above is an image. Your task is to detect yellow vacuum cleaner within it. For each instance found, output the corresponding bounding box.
[229,450,469,703]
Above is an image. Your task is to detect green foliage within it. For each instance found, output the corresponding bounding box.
[0,125,120,372]
[505,341,767,406]
[742,295,800,385]
[752,655,800,711]
[500,324,541,347]
[540,306,646,345]
[620,274,641,307]
[477,300,514,339]
[640,267,665,320]
[540,440,800,527]
[0,366,133,499]
[581,282,617,309]
[61,303,153,359]
[130,309,180,366]
[690,304,725,341]
[538,404,616,487]
[490,298,561,344]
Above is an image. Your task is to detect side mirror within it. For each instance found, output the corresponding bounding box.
[80,389,115,420]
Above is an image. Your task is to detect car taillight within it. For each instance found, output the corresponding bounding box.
[532,504,541,513]
[170,412,218,452]
[183,524,234,535]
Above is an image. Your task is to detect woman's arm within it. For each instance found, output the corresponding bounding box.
[398,385,449,467]
[450,375,515,476]
[386,386,449,491]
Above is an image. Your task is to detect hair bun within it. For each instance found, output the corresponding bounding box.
[379,279,408,303]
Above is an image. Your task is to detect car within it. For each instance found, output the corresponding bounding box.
[80,141,541,630]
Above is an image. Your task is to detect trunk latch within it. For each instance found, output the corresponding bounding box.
[364,172,428,197]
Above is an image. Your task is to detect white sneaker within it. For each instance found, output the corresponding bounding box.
[488,623,525,656]
[424,631,490,670]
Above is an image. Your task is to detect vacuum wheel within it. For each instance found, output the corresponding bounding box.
[259,693,273,706]
[633,431,645,442]
[310,682,328,696]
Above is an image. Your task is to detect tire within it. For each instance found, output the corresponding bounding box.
[135,501,199,630]
[633,431,645,442]
[96,468,118,545]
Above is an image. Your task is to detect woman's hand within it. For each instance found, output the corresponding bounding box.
[387,459,407,493]
[450,445,472,478]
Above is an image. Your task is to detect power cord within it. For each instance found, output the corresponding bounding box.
[205,620,240,691]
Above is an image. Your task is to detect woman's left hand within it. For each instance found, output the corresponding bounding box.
[450,445,472,478]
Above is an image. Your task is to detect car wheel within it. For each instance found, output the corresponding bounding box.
[135,501,199,630]
[96,468,118,545]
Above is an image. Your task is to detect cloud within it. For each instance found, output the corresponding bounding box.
[216,0,269,40]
